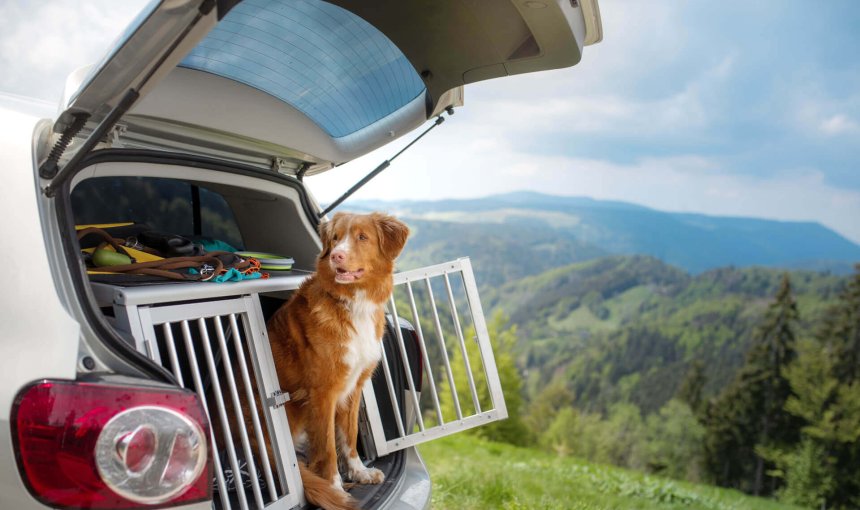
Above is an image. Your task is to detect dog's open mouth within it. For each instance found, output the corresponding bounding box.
[335,267,365,283]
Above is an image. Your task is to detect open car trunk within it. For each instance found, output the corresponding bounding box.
[61,150,507,509]
[38,1,601,508]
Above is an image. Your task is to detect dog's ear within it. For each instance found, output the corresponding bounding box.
[372,213,409,260]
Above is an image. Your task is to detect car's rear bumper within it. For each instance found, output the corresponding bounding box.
[376,447,431,510]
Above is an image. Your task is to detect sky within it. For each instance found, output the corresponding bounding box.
[2,1,859,243]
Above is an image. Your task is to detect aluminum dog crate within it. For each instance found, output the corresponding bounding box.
[91,257,506,510]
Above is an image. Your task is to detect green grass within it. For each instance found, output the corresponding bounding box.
[418,435,802,510]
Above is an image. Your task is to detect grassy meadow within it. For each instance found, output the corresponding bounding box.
[419,434,801,510]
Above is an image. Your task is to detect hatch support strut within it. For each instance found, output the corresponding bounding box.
[318,107,454,218]
[40,1,213,197]
[42,89,140,198]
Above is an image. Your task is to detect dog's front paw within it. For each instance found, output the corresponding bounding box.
[351,466,384,484]
[347,457,384,484]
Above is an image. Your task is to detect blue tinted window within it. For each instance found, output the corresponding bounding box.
[179,0,426,138]
[71,177,244,250]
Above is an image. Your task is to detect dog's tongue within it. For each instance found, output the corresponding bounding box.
[335,268,364,282]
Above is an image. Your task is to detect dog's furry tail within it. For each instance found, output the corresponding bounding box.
[299,463,359,510]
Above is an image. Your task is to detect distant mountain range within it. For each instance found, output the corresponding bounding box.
[342,191,860,275]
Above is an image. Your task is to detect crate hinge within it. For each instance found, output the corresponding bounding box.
[267,390,290,408]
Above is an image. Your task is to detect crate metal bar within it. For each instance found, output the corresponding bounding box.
[162,323,184,386]
[196,318,251,510]
[114,303,148,355]
[387,295,425,432]
[137,307,162,365]
[226,313,278,502]
[179,319,232,510]
[146,297,248,324]
[405,280,444,425]
[386,410,500,452]
[459,258,507,417]
[212,316,266,509]
[392,259,465,285]
[444,272,482,414]
[143,338,156,362]
[424,276,463,420]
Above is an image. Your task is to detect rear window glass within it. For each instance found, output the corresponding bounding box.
[71,177,244,250]
[179,0,426,138]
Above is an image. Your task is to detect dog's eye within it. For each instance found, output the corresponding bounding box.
[358,233,368,241]
[332,234,338,241]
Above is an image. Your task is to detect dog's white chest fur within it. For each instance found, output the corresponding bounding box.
[339,291,382,406]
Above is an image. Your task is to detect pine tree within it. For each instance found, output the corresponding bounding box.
[748,274,802,495]
[703,377,759,490]
[815,264,860,507]
[767,340,860,509]
[704,274,801,495]
[541,406,578,456]
[677,359,706,417]
[768,266,860,508]
[643,399,705,482]
[524,379,575,441]
[820,264,860,384]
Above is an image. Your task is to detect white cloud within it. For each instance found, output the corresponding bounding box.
[0,1,147,102]
[463,90,703,139]
[454,50,735,146]
[819,114,860,136]
[791,89,860,140]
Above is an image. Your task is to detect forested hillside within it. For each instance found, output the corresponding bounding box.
[482,256,845,414]
[345,193,859,507]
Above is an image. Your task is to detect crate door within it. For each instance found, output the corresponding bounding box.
[361,258,508,457]
[137,296,303,510]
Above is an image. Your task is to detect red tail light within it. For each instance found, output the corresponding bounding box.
[11,380,211,509]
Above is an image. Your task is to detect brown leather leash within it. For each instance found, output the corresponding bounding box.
[77,227,249,281]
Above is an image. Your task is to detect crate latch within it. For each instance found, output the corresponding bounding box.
[267,390,290,409]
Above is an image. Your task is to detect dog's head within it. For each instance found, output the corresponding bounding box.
[317,212,409,286]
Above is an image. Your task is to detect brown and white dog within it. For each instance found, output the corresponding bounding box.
[267,212,409,510]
